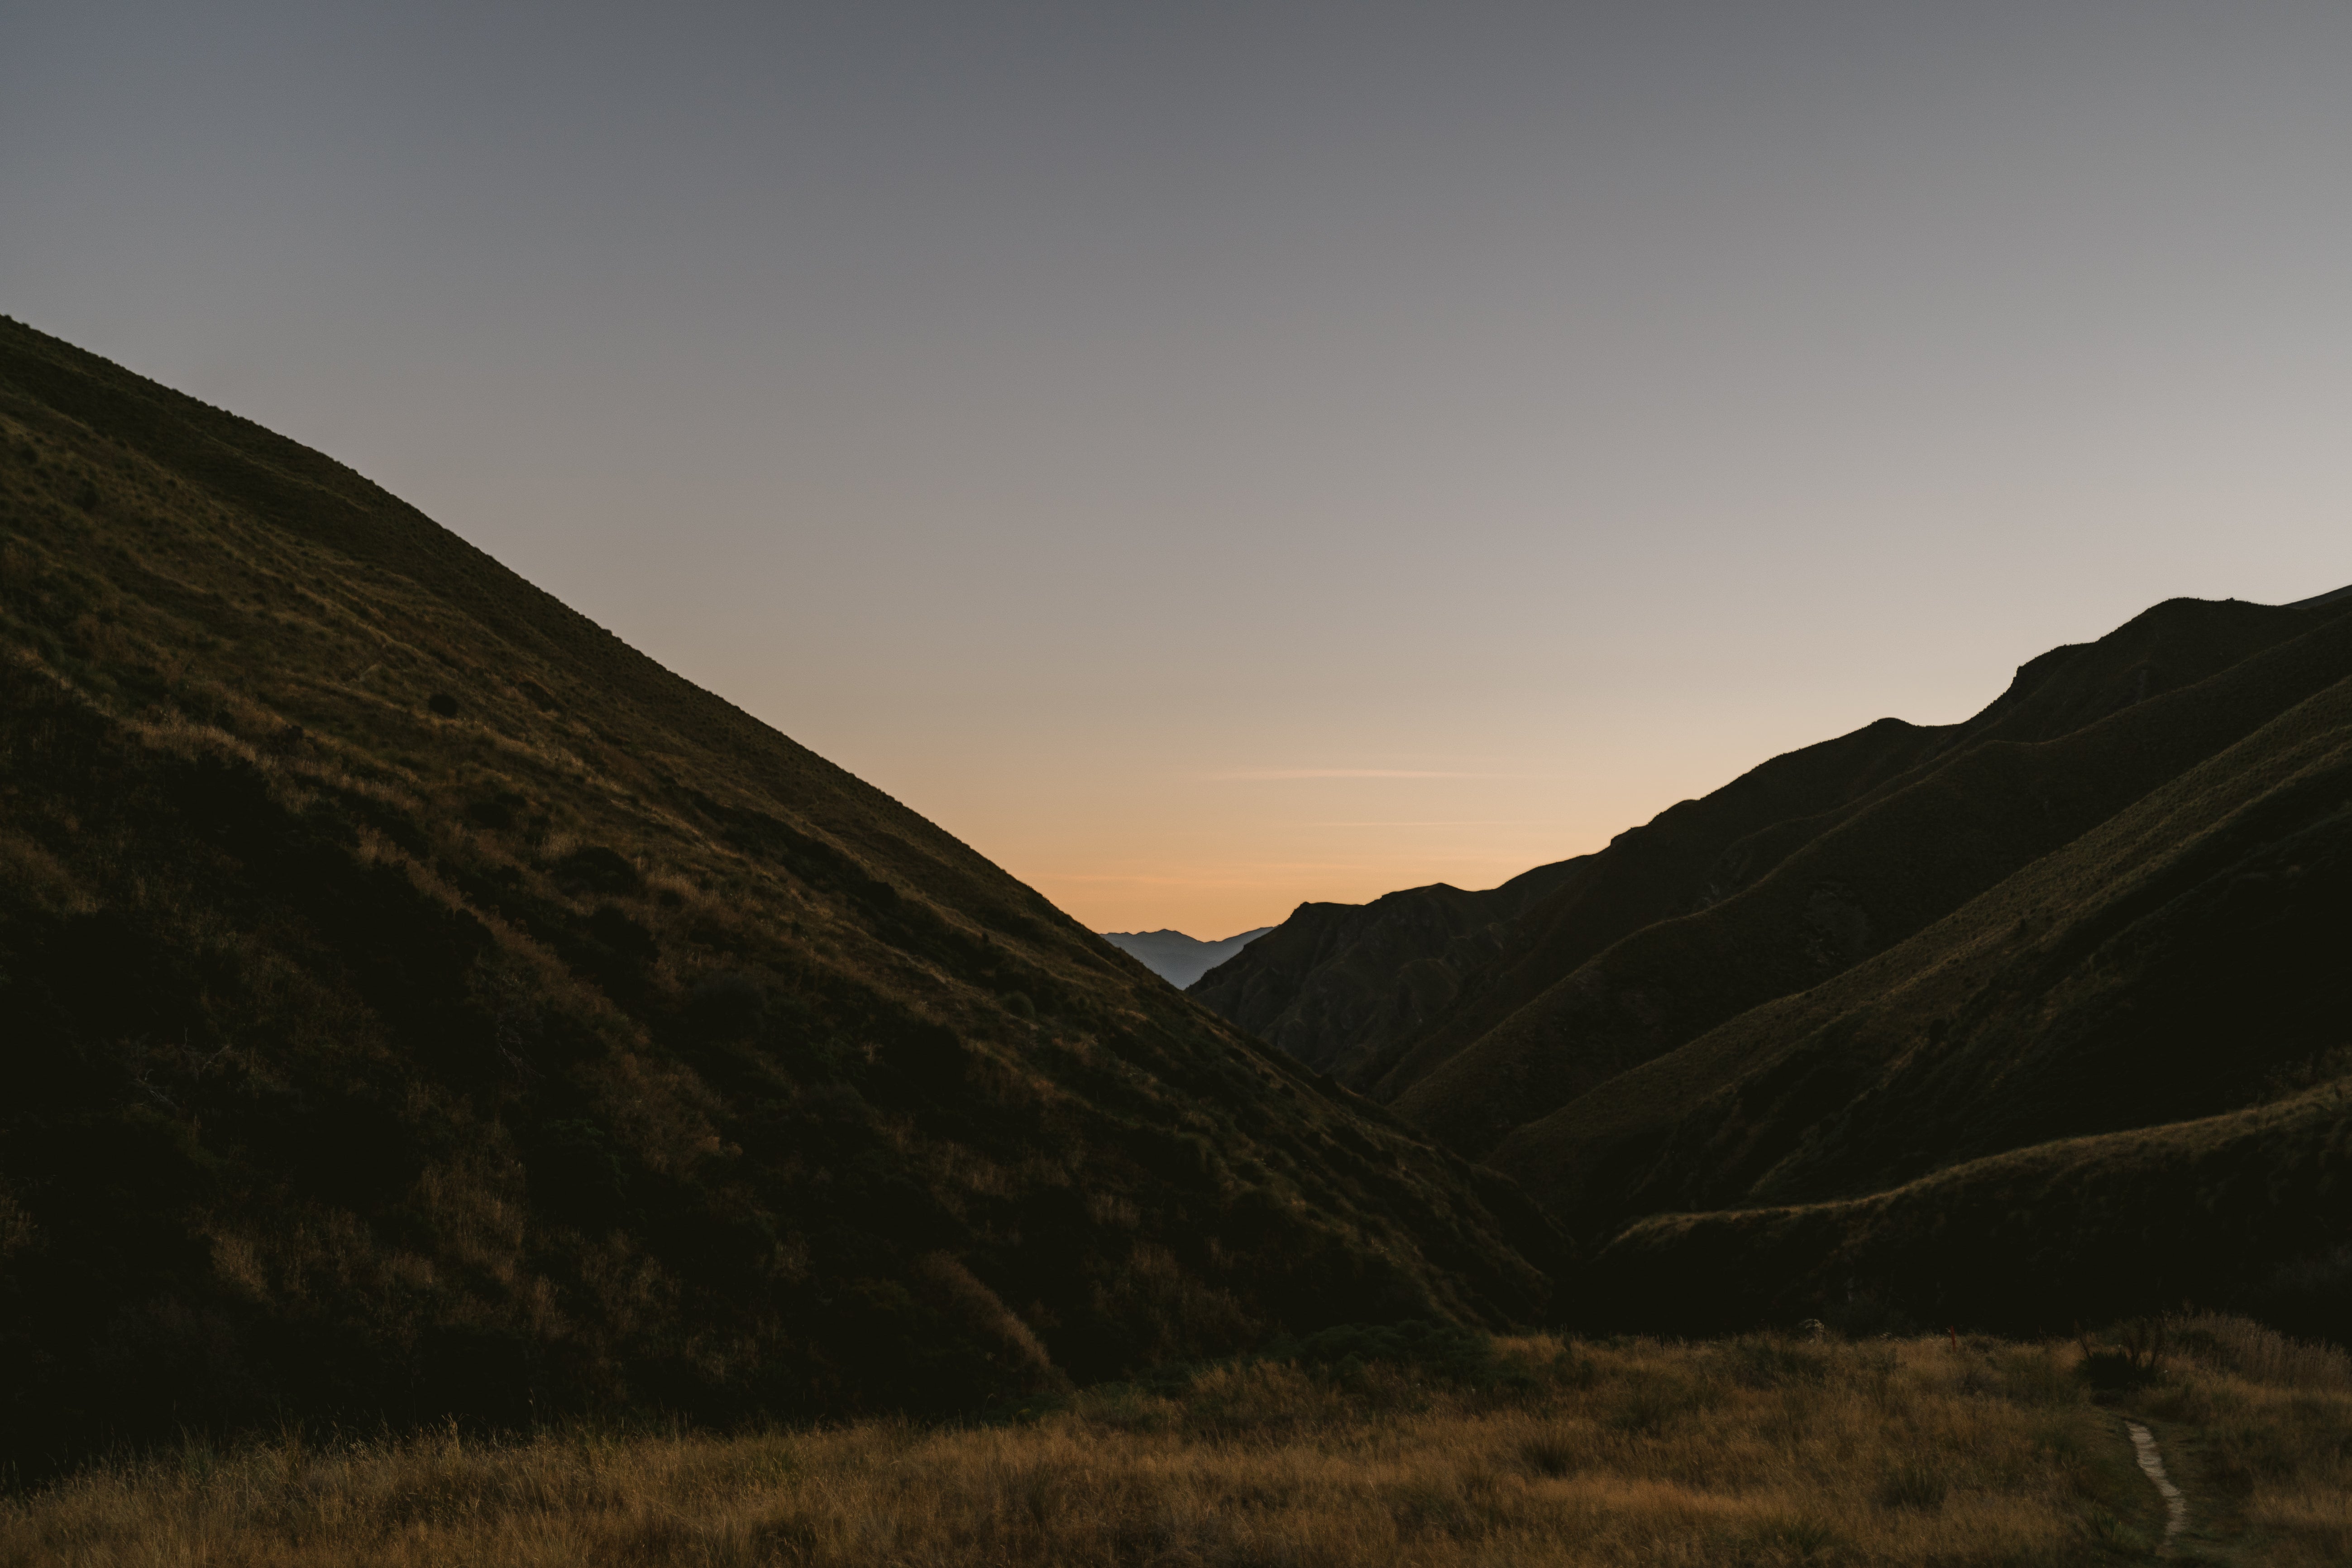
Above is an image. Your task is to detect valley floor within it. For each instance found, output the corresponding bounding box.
[6,1318,2346,1567]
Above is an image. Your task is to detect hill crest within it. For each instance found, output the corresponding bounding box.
[0,316,1561,1469]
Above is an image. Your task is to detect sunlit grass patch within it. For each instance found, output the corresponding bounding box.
[18,1326,2345,1566]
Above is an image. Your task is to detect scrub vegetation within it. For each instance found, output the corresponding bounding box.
[8,1317,2347,1567]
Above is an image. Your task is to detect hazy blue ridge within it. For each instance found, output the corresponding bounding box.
[1100,927,1274,989]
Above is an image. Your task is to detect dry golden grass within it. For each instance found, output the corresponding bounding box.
[14,1324,2347,1567]
[2170,1312,2352,1392]
[2132,1316,2352,1567]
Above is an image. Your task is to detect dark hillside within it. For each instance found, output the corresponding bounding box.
[1584,1080,2352,1339]
[1466,624,2352,1335]
[1501,655,2352,1253]
[1391,598,2352,1156]
[1194,598,2323,1134]
[1181,575,2352,1335]
[1368,597,2327,1109]
[1186,860,1584,1080]
[0,317,1559,1472]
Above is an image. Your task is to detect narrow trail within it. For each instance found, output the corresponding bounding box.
[2124,1420,2189,1554]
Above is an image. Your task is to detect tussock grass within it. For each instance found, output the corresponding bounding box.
[2171,1312,2352,1392]
[22,1327,2351,1567]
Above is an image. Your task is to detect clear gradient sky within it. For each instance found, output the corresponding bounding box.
[8,4,2351,937]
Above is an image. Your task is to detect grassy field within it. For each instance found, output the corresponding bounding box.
[8,1316,2345,1567]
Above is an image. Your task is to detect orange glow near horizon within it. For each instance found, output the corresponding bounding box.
[752,661,2033,938]
[16,6,2352,937]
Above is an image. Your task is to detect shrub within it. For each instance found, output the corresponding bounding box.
[1603,1368,1718,1435]
[682,973,767,1045]
[1818,1292,1916,1339]
[552,844,644,896]
[1735,1513,1842,1565]
[1266,1319,1497,1386]
[2078,1506,2152,1556]
[2079,1349,2160,1391]
[1726,1336,1831,1389]
[529,1118,633,1229]
[466,792,526,831]
[2080,1318,2169,1391]
[1518,1427,1585,1478]
[1875,1459,1946,1512]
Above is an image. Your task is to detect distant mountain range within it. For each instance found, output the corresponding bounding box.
[1099,927,1274,989]
[1194,588,2352,1336]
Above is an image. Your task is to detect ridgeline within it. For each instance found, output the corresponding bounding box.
[0,317,1561,1472]
[1199,590,2352,1337]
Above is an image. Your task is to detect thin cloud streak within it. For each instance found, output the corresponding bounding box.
[1048,867,1405,884]
[1043,847,1557,887]
[1206,769,1495,781]
[1304,820,1551,828]
[20,4,2350,939]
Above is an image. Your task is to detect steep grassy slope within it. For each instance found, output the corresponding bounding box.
[1187,861,1583,1079]
[1188,582,2351,1335]
[1392,598,2352,1157]
[0,317,1559,1471]
[1505,658,2352,1334]
[1198,597,2342,1166]
[1587,1084,2352,1339]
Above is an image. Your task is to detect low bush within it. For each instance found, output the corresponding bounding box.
[1264,1318,1498,1386]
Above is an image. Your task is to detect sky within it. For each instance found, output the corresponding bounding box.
[8,3,2351,937]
